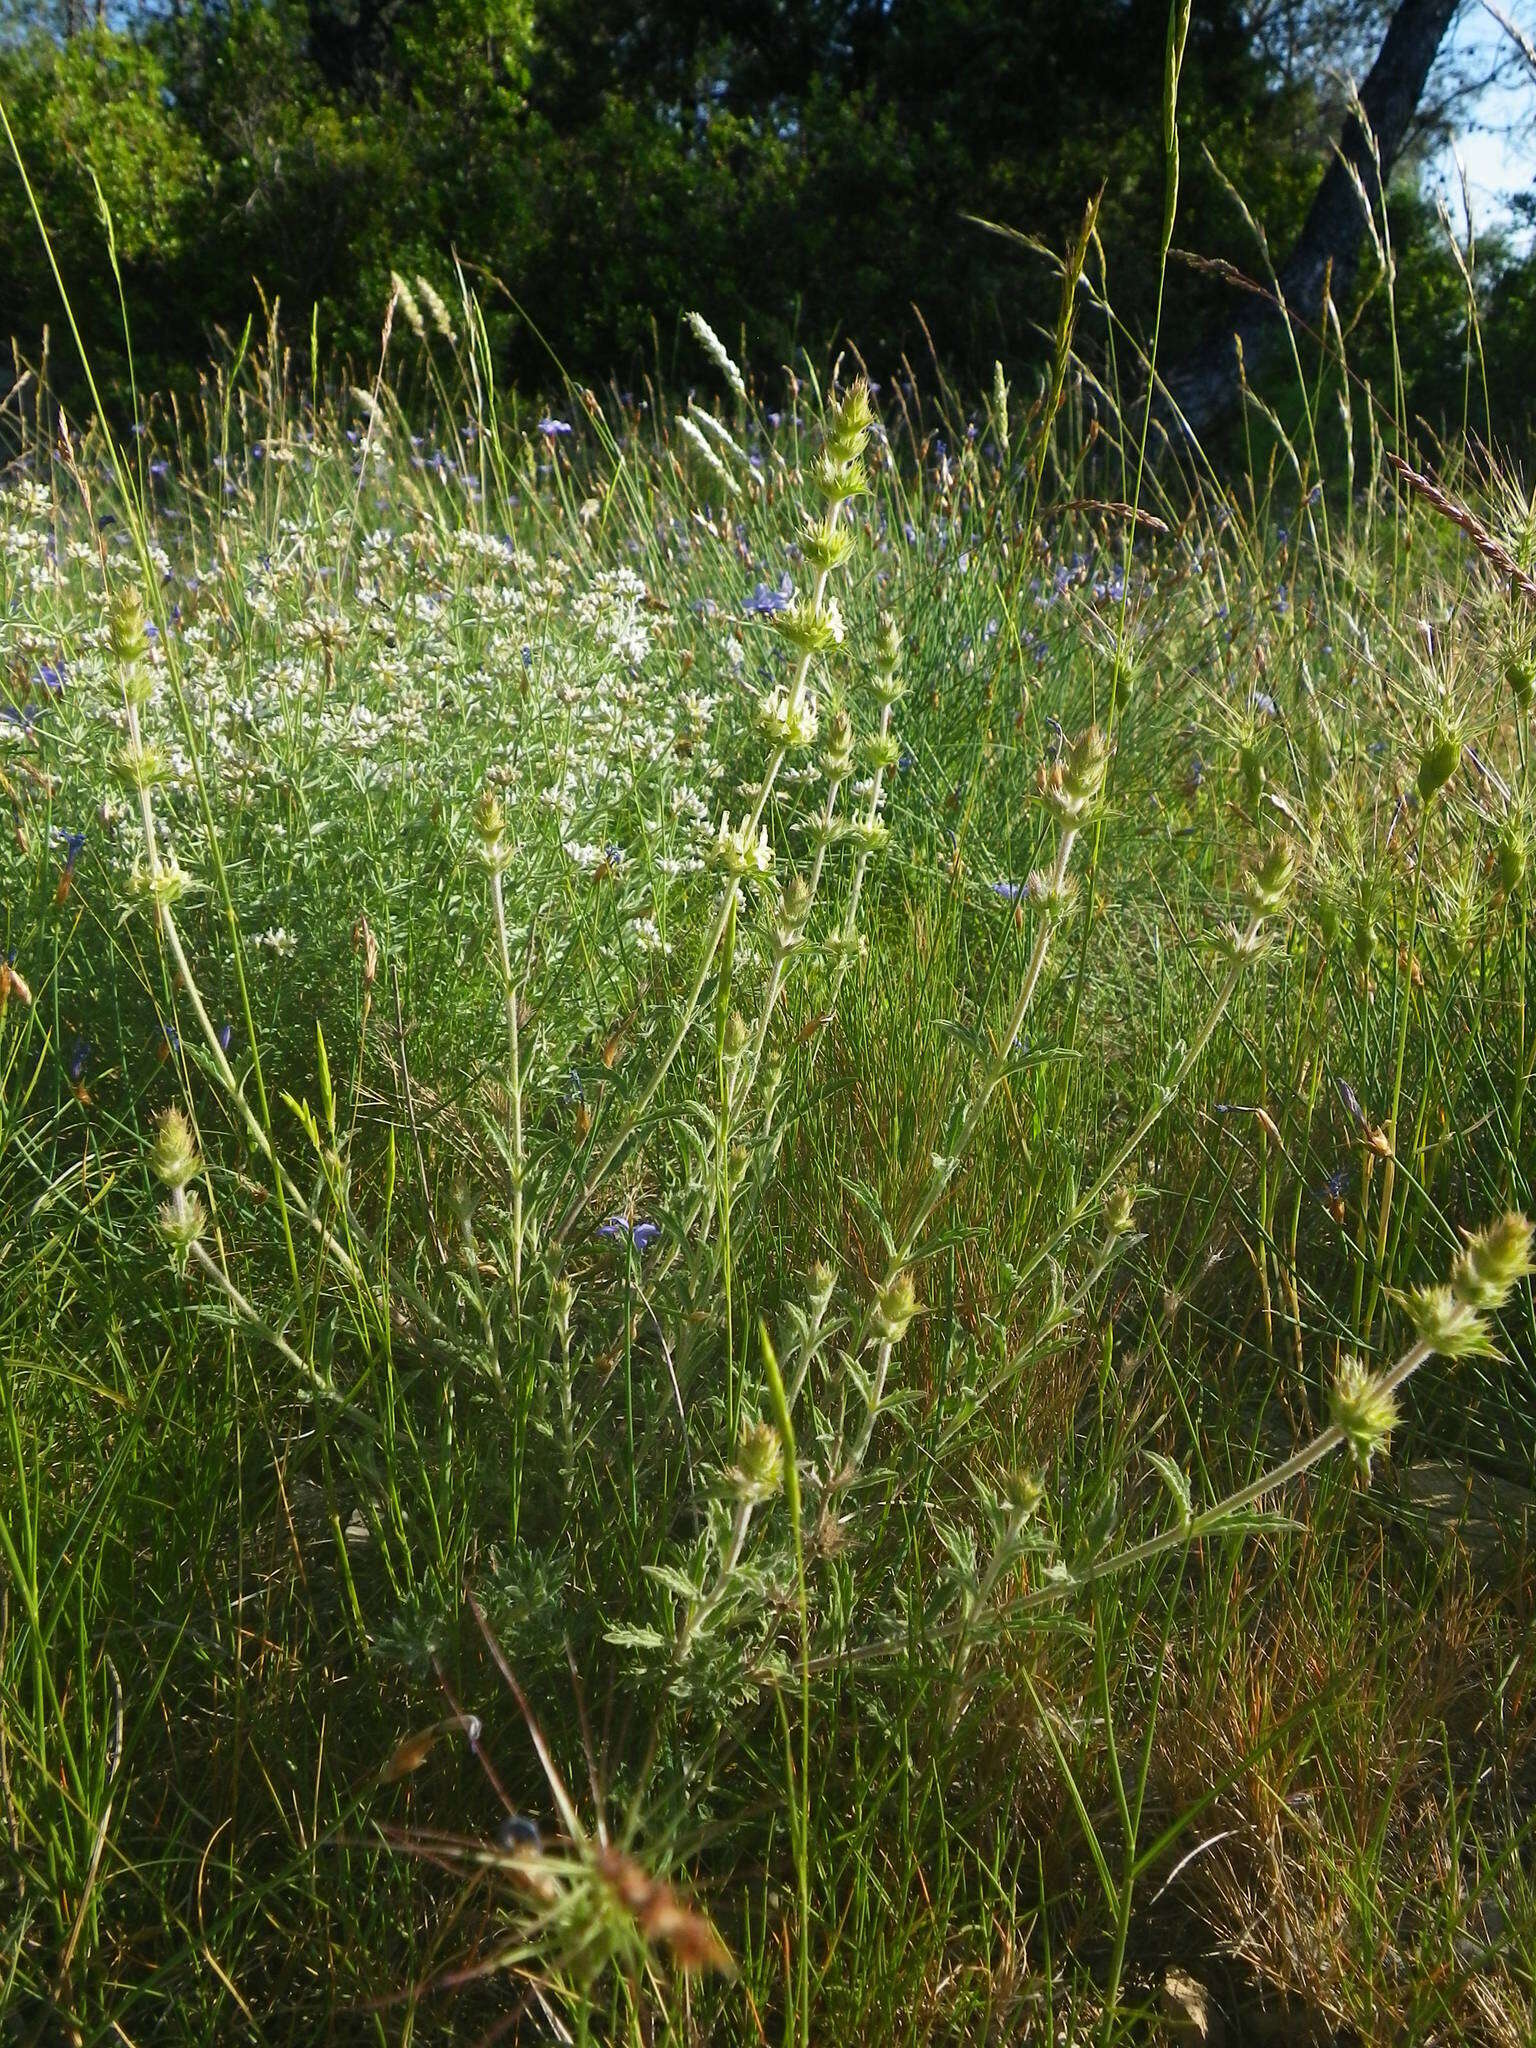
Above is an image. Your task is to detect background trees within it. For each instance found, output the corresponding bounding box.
[1,0,1532,431]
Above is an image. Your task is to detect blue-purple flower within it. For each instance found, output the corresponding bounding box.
[744,579,792,617]
[600,1215,660,1253]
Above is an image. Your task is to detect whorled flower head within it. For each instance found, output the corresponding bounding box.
[799,513,855,576]
[838,816,890,857]
[1026,864,1077,918]
[1404,1283,1496,1358]
[1450,1212,1534,1311]
[1037,725,1111,822]
[113,738,168,791]
[109,586,150,669]
[472,786,506,849]
[157,1188,207,1259]
[1218,918,1266,962]
[713,814,774,879]
[823,381,875,467]
[757,685,819,749]
[150,1105,201,1190]
[1103,1184,1137,1237]
[1329,1355,1400,1476]
[872,1270,918,1346]
[808,451,867,506]
[772,595,845,659]
[1245,841,1297,917]
[128,854,195,910]
[820,707,855,781]
[860,729,901,775]
[727,1419,785,1506]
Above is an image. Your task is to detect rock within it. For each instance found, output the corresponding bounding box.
[1160,1967,1224,2045]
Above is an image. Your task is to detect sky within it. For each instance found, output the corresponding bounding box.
[1428,0,1536,244]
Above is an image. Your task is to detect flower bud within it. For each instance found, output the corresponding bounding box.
[778,873,814,929]
[1504,650,1535,708]
[1404,1282,1494,1358]
[1245,841,1297,917]
[109,587,150,669]
[473,787,506,848]
[807,1261,837,1320]
[872,1270,918,1345]
[875,612,902,672]
[1496,825,1527,894]
[1329,1355,1399,1476]
[1037,725,1111,822]
[821,707,855,781]
[1104,1185,1136,1236]
[1450,1212,1534,1311]
[824,381,874,466]
[728,1419,784,1505]
[1000,1469,1042,1519]
[551,1276,574,1339]
[150,1106,201,1189]
[157,1188,207,1259]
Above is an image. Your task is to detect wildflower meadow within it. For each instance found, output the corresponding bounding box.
[3,210,1536,2043]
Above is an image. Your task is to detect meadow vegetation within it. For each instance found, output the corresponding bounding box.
[2,256,1536,2043]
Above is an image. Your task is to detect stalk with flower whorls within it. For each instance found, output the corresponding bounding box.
[821,612,905,1019]
[148,1106,331,1396]
[111,591,370,1304]
[548,383,876,1253]
[813,1211,1534,1686]
[841,806,1297,1486]
[982,842,1297,1341]
[672,1418,783,1669]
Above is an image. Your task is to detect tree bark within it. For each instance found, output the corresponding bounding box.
[1161,0,1461,439]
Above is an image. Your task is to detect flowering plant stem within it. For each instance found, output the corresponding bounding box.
[843,825,1077,1476]
[550,499,844,1253]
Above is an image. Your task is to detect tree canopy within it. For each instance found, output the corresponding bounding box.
[1,0,1532,431]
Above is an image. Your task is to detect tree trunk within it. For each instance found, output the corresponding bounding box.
[1161,0,1461,439]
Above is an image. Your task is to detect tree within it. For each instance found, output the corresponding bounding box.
[1162,0,1463,437]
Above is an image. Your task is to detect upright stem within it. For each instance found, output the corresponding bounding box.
[550,500,844,1251]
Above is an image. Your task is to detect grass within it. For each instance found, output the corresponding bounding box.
[1,270,1535,2046]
